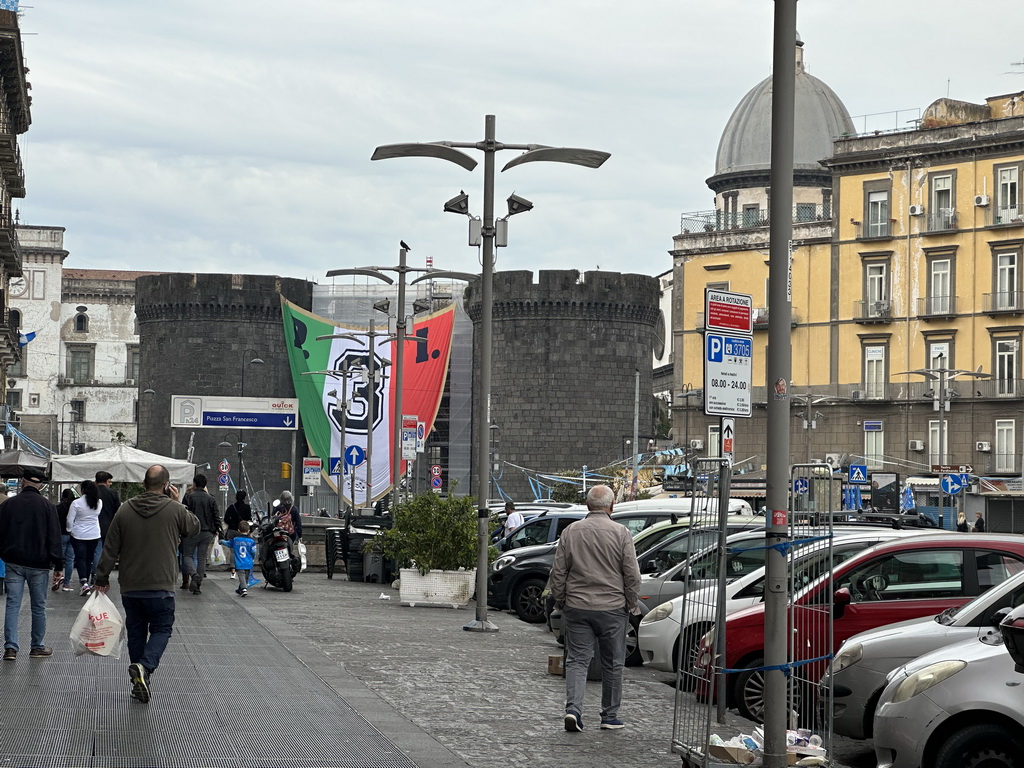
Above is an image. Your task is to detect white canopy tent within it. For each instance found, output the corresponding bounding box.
[50,444,195,486]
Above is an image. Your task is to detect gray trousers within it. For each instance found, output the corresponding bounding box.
[563,605,628,719]
[182,531,216,585]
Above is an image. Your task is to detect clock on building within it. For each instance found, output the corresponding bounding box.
[8,276,27,297]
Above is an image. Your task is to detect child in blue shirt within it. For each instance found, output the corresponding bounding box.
[221,521,256,596]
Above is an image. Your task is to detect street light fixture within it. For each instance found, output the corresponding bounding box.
[374,115,609,635]
[60,402,79,454]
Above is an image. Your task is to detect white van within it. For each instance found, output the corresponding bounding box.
[611,496,754,516]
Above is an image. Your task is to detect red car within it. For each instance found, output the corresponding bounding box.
[693,533,1024,722]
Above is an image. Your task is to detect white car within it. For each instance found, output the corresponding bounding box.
[637,528,934,673]
[823,564,1024,739]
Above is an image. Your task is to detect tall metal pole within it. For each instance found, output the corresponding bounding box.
[763,1,798,765]
[632,369,640,500]
[366,318,377,509]
[466,114,499,632]
[391,246,409,510]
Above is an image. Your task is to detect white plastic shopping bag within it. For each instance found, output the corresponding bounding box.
[298,540,307,572]
[69,591,126,658]
[209,541,227,567]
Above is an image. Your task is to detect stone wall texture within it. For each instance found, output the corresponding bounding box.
[465,270,659,500]
[135,273,312,507]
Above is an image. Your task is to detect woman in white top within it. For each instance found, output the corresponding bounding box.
[67,480,103,596]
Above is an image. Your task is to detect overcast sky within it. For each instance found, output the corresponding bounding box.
[14,1,1024,287]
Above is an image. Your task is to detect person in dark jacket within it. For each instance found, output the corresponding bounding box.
[974,512,987,532]
[223,490,252,581]
[92,471,121,572]
[0,467,63,660]
[274,490,302,541]
[180,474,221,595]
[95,464,200,703]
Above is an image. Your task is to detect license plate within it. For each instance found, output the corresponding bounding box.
[274,549,289,562]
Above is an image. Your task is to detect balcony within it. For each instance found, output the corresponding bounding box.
[917,295,957,320]
[986,206,1024,228]
[854,299,892,323]
[983,292,1024,316]
[678,204,832,235]
[851,219,893,240]
[57,375,139,388]
[925,210,958,234]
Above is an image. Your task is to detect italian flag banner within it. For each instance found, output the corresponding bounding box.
[281,297,455,507]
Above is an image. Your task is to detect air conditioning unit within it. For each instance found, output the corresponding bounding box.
[851,390,863,401]
[125,379,136,386]
[974,194,990,207]
[690,439,704,450]
[908,440,925,452]
[909,204,925,216]
[976,441,992,452]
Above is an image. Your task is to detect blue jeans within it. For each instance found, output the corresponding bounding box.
[71,538,99,584]
[121,595,175,673]
[4,563,50,652]
[61,535,76,585]
[563,606,629,720]
[92,538,105,572]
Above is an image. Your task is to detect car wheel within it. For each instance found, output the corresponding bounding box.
[625,615,642,667]
[734,657,766,723]
[512,578,547,623]
[935,723,1024,768]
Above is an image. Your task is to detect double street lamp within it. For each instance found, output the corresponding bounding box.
[373,115,609,633]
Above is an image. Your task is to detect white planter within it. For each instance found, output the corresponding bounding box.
[398,568,477,609]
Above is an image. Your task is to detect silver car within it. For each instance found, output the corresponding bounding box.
[873,633,1024,768]
[824,564,1024,739]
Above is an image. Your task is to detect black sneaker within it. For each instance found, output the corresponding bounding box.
[29,647,53,658]
[3,647,15,661]
[191,579,202,595]
[564,710,583,732]
[129,663,150,703]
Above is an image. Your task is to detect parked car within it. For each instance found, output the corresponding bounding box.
[493,510,588,552]
[872,608,1024,768]
[822,562,1024,739]
[638,527,934,673]
[693,533,1024,723]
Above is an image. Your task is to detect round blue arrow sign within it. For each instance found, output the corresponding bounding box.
[793,477,809,495]
[344,444,366,468]
[940,475,963,495]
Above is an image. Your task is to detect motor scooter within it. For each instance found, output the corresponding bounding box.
[255,510,300,591]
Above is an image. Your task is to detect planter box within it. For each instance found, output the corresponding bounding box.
[398,568,476,608]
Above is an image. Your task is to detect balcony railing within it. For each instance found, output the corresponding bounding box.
[988,206,1024,227]
[925,210,958,233]
[854,299,892,323]
[58,375,139,387]
[852,220,893,239]
[983,292,1024,314]
[679,204,832,234]
[917,295,957,318]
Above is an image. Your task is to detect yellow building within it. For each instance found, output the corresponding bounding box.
[671,40,1024,486]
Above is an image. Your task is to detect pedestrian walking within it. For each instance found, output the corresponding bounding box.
[503,501,524,537]
[0,467,63,660]
[180,474,221,595]
[94,465,200,703]
[221,520,255,597]
[956,512,969,532]
[548,484,641,732]
[223,489,252,580]
[67,480,104,596]
[92,471,121,572]
[974,511,987,532]
[54,488,77,592]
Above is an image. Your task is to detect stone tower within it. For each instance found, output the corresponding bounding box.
[135,273,312,508]
[465,270,660,500]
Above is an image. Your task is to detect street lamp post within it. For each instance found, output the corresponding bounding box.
[218,433,245,496]
[237,349,265,491]
[60,402,79,454]
[373,115,609,634]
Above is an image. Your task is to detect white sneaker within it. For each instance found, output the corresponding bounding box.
[230,572,237,580]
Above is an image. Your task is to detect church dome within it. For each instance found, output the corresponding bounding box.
[709,40,855,191]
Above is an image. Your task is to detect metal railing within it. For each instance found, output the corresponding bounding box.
[679,204,832,234]
[925,210,957,233]
[854,299,891,322]
[989,206,1023,227]
[916,295,957,317]
[983,291,1024,313]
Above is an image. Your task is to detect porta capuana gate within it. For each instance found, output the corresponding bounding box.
[671,461,837,768]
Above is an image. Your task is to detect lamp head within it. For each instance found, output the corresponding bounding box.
[373,299,391,314]
[506,193,534,217]
[443,191,470,216]
[412,298,431,313]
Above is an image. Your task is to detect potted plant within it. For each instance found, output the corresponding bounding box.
[370,492,494,608]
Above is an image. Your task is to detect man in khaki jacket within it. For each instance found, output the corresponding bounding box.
[549,484,640,732]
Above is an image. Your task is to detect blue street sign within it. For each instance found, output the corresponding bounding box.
[940,475,963,495]
[959,473,970,488]
[430,476,442,489]
[344,444,366,468]
[793,477,809,495]
[849,465,868,484]
[201,412,297,429]
[218,473,230,486]
[329,457,344,475]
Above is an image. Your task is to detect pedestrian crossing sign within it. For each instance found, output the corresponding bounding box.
[849,464,868,484]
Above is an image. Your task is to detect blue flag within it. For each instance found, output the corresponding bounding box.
[17,330,35,348]
[900,485,914,512]
[0,1,20,12]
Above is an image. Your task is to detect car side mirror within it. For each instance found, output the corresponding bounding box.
[833,587,852,619]
[992,606,1013,627]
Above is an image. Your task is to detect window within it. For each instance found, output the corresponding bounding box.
[74,313,89,333]
[8,309,19,331]
[127,347,140,382]
[864,427,884,470]
[928,342,951,373]
[707,424,721,457]
[996,250,1019,310]
[975,550,1024,593]
[928,172,956,231]
[796,203,816,223]
[67,347,94,383]
[863,259,890,317]
[6,390,21,411]
[996,419,1015,473]
[862,180,891,238]
[842,549,964,602]
[995,338,1019,396]
[928,420,949,467]
[864,345,886,399]
[996,164,1021,224]
[742,204,760,228]
[9,347,24,378]
[70,399,86,422]
[927,256,953,315]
